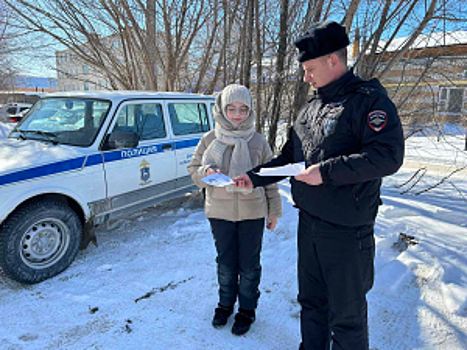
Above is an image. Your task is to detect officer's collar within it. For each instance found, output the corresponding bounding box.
[316,69,355,102]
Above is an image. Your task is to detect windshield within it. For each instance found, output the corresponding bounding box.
[10,98,111,147]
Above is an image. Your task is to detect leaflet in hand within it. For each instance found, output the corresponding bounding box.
[201,173,235,187]
[256,162,306,176]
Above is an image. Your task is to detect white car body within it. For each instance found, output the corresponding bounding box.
[0,91,215,283]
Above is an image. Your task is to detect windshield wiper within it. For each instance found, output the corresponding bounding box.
[23,130,59,144]
[13,128,27,140]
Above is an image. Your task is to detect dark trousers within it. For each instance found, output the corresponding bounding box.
[209,218,265,310]
[297,211,375,350]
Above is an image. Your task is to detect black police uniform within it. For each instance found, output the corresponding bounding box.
[248,69,404,349]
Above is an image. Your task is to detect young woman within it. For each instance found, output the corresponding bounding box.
[188,84,282,336]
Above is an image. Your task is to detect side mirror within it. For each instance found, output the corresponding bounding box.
[103,131,139,150]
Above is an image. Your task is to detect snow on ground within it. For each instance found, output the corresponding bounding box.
[0,122,14,138]
[405,134,467,170]
[0,124,466,349]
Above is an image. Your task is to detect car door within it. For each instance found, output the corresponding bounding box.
[103,100,177,215]
[166,100,212,189]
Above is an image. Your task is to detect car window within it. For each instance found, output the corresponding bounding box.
[113,103,166,141]
[13,98,111,147]
[6,107,17,115]
[168,103,210,136]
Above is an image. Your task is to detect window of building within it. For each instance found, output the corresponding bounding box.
[441,88,447,100]
[168,103,210,136]
[83,65,88,74]
[439,87,465,113]
[84,83,89,91]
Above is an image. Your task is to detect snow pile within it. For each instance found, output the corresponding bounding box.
[0,122,14,139]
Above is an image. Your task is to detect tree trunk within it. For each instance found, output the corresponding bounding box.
[291,0,324,120]
[267,0,288,151]
[254,0,262,132]
[242,0,254,88]
[145,0,158,90]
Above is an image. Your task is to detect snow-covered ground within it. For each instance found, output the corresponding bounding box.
[0,123,467,349]
[0,122,14,138]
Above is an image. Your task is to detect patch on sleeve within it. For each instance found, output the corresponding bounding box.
[368,110,387,132]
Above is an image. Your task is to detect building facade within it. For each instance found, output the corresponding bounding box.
[55,32,169,92]
[376,31,467,126]
[56,45,113,92]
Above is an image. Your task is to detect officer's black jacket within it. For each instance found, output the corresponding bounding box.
[249,70,404,226]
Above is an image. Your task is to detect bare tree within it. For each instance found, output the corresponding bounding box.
[0,4,18,90]
[254,0,264,131]
[292,0,328,122]
[267,0,289,150]
[242,0,255,87]
[191,1,223,93]
[4,0,213,91]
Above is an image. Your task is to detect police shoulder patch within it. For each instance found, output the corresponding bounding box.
[367,110,387,132]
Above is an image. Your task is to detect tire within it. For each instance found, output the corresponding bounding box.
[0,200,82,284]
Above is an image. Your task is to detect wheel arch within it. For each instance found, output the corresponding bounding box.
[11,193,84,223]
[3,193,94,249]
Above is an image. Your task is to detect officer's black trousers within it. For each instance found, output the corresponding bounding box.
[209,218,264,310]
[297,211,375,350]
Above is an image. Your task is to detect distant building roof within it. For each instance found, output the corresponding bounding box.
[380,30,467,52]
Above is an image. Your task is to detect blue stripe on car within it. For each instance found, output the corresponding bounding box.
[0,157,86,186]
[0,138,200,186]
[175,139,199,149]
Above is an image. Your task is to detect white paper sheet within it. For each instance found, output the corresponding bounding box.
[256,162,306,176]
[201,173,235,187]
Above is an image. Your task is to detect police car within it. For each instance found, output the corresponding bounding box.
[0,91,215,284]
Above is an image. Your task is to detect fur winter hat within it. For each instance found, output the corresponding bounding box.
[295,21,349,62]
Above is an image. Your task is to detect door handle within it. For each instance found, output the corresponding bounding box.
[161,144,173,151]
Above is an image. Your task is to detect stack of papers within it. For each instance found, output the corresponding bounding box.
[201,173,234,187]
[256,162,306,176]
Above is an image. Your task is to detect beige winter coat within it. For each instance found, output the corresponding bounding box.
[188,130,282,222]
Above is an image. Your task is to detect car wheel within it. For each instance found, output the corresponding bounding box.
[0,200,82,284]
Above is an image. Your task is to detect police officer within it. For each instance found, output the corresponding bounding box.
[234,21,404,349]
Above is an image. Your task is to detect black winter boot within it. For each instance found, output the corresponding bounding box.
[212,304,234,329]
[231,308,255,336]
